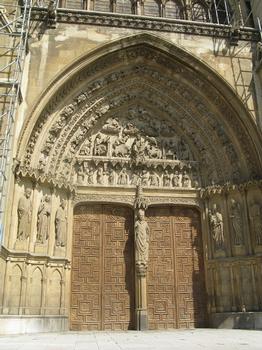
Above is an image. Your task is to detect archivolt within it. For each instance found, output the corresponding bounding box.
[16,33,262,188]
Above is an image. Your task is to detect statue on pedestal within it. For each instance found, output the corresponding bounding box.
[17,189,32,240]
[55,199,67,247]
[209,204,224,251]
[37,195,51,243]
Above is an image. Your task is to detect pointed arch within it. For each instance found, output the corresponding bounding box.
[16,33,262,191]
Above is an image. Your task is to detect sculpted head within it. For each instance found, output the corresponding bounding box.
[25,188,32,198]
[45,195,51,203]
[137,209,145,221]
[61,199,66,209]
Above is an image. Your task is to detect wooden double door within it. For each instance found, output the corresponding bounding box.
[71,204,207,330]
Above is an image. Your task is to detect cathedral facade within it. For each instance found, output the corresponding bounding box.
[0,0,262,333]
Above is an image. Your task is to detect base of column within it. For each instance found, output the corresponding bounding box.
[136,309,148,330]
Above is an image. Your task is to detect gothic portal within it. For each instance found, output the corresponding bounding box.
[1,33,262,333]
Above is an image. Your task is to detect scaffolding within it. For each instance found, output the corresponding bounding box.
[0,0,32,242]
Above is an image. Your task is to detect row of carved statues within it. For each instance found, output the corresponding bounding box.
[209,200,262,250]
[17,189,67,247]
[16,189,262,254]
[76,162,198,188]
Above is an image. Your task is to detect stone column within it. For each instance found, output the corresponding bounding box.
[134,185,149,330]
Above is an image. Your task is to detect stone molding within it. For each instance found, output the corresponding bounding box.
[200,179,262,198]
[31,7,259,42]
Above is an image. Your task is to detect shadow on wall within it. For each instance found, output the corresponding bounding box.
[123,209,136,330]
[191,210,209,328]
[210,311,262,329]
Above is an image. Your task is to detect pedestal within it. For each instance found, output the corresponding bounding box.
[135,274,148,330]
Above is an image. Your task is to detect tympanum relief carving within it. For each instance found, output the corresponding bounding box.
[70,107,200,188]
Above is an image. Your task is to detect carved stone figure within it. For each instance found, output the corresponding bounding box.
[209,204,224,251]
[131,172,139,186]
[112,136,130,157]
[93,133,109,156]
[118,167,128,185]
[102,117,120,134]
[141,170,149,187]
[182,171,190,187]
[172,171,180,187]
[108,168,115,185]
[76,162,85,184]
[164,140,177,160]
[79,138,92,155]
[131,135,147,164]
[38,153,47,172]
[149,172,159,187]
[147,138,161,159]
[249,203,262,245]
[55,199,67,247]
[87,167,94,185]
[135,209,150,275]
[96,166,104,185]
[17,189,32,240]
[163,170,171,187]
[37,195,51,244]
[230,199,244,246]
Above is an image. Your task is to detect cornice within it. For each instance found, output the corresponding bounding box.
[31,7,259,42]
[0,245,71,266]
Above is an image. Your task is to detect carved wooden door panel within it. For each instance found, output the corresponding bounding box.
[147,206,207,329]
[71,204,135,331]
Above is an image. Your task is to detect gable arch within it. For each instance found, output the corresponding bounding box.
[16,33,262,189]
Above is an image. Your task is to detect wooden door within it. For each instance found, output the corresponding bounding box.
[147,206,207,329]
[71,204,135,330]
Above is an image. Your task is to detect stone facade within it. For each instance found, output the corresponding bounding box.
[0,0,262,334]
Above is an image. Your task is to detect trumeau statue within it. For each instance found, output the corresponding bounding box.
[209,204,225,251]
[230,199,244,246]
[37,195,51,244]
[17,188,32,240]
[135,208,150,276]
[249,202,262,246]
[55,199,67,247]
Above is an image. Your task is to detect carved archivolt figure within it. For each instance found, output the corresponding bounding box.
[37,195,51,243]
[249,202,262,246]
[209,204,224,250]
[230,199,244,246]
[135,209,150,275]
[17,189,32,240]
[55,199,67,247]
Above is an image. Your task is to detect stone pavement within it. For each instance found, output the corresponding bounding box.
[0,329,262,350]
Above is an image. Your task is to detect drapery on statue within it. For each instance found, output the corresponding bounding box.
[37,195,51,243]
[17,188,32,240]
[55,199,67,247]
[230,199,244,246]
[249,202,262,246]
[135,208,150,276]
[209,203,224,250]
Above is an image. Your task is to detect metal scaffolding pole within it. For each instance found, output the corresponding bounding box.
[0,0,32,244]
